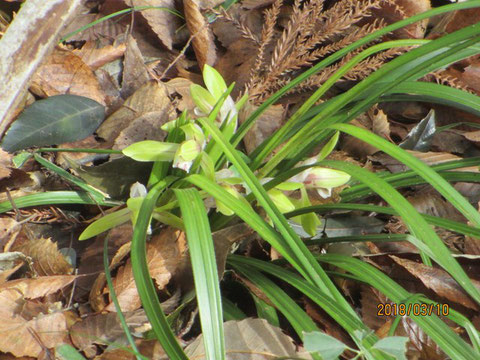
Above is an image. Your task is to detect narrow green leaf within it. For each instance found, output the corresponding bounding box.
[175,188,225,360]
[321,159,480,304]
[33,153,107,201]
[2,95,104,152]
[79,208,131,240]
[130,177,188,360]
[233,1,480,149]
[0,191,121,214]
[318,254,480,360]
[330,123,480,227]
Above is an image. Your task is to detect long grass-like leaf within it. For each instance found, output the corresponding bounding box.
[228,255,380,359]
[175,188,225,360]
[33,153,107,201]
[382,81,480,117]
[0,191,121,213]
[130,177,188,360]
[103,237,146,360]
[317,254,480,360]
[330,123,480,227]
[195,117,355,310]
[249,39,428,170]
[320,159,480,304]
[286,203,480,238]
[262,25,480,175]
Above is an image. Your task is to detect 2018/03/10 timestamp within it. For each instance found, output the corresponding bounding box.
[377,303,449,317]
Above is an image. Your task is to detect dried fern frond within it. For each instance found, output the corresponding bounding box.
[213,7,261,45]
[243,0,409,103]
[422,71,473,93]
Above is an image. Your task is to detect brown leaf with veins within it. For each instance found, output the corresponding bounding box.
[0,149,12,180]
[14,237,72,276]
[390,256,479,310]
[30,47,106,105]
[121,35,151,99]
[184,0,217,69]
[72,40,127,71]
[0,275,77,298]
[70,309,148,351]
[97,80,175,147]
[104,227,186,311]
[0,289,69,358]
[128,0,180,50]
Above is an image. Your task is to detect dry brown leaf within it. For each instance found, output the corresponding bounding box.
[0,149,12,180]
[185,318,306,359]
[374,0,430,39]
[175,224,252,292]
[89,241,132,312]
[105,227,185,311]
[70,309,148,351]
[73,41,127,71]
[390,256,479,310]
[97,81,175,147]
[0,217,21,249]
[184,0,217,69]
[406,192,465,223]
[240,101,285,155]
[76,223,132,302]
[216,39,258,98]
[128,0,180,50]
[165,77,196,112]
[97,339,166,359]
[0,289,69,358]
[61,13,126,43]
[122,35,151,99]
[13,237,72,276]
[463,129,480,143]
[30,47,106,105]
[0,275,77,299]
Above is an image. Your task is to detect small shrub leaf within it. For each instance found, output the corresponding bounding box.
[1,95,105,152]
[373,336,409,360]
[303,331,347,360]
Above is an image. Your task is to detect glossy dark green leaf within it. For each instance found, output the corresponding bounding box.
[1,95,104,152]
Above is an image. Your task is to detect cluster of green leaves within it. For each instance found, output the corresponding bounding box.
[2,2,480,360]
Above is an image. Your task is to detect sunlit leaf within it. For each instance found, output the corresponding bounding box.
[2,95,104,152]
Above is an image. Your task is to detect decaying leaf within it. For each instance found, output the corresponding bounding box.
[102,227,186,312]
[121,35,151,99]
[97,81,175,148]
[0,289,69,358]
[30,47,106,105]
[0,275,77,299]
[185,318,309,359]
[184,0,217,69]
[70,309,148,351]
[128,0,180,50]
[391,256,479,310]
[0,149,12,180]
[73,40,127,71]
[13,237,73,276]
[240,101,286,155]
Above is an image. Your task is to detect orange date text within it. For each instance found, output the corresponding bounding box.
[377,303,449,317]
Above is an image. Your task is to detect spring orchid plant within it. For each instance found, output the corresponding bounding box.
[79,65,350,240]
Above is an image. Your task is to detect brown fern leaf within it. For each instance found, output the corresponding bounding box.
[342,46,408,81]
[214,7,261,45]
[247,0,394,102]
[422,71,474,93]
